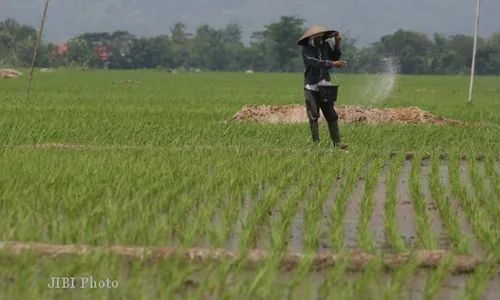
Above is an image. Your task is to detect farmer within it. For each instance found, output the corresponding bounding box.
[297,25,348,150]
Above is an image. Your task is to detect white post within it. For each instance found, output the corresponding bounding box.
[468,0,481,103]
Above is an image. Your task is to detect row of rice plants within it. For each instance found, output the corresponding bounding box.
[384,153,407,253]
[302,154,349,253]
[182,151,248,248]
[467,156,500,231]
[409,152,438,249]
[447,154,494,254]
[268,159,319,253]
[329,152,367,252]
[428,152,469,254]
[357,154,387,253]
[238,153,300,251]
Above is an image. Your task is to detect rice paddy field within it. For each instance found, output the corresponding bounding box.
[0,69,500,299]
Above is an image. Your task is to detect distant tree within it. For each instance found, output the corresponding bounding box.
[0,17,47,67]
[251,15,305,72]
[1,16,499,75]
[169,22,191,68]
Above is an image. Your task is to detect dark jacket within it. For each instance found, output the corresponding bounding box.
[301,42,341,85]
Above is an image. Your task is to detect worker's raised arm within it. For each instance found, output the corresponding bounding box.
[327,42,342,61]
[301,46,333,69]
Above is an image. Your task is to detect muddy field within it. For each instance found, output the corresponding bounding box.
[1,151,498,299]
[216,158,498,255]
[2,65,500,298]
[226,104,500,298]
[205,156,499,299]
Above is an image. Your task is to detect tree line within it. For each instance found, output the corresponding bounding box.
[1,16,499,75]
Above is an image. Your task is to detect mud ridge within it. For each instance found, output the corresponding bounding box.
[0,241,493,274]
[399,152,490,162]
[7,144,497,161]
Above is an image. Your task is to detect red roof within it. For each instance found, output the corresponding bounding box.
[55,42,109,62]
[57,44,68,55]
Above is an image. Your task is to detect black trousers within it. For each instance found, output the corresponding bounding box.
[304,88,341,144]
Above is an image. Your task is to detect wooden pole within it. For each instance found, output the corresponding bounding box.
[467,0,481,103]
[26,0,50,97]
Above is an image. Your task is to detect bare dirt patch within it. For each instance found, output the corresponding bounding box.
[230,104,467,126]
[415,88,438,93]
[26,143,144,150]
[31,143,93,149]
[113,79,141,84]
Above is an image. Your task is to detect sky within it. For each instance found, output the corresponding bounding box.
[1,0,498,47]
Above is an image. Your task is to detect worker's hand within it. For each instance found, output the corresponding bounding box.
[332,60,347,69]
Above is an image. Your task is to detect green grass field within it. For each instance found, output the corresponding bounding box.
[0,69,499,299]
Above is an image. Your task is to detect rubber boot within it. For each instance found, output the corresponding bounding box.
[309,121,320,144]
[328,120,348,149]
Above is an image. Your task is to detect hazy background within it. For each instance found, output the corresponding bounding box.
[1,0,498,45]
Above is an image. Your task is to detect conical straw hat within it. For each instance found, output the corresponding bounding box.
[297,25,338,46]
